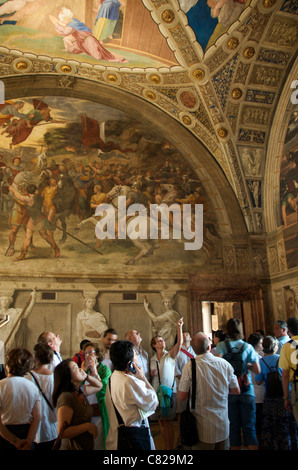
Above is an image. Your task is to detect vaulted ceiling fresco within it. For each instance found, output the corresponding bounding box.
[0,0,297,279]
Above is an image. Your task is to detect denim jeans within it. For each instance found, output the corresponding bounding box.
[228,394,258,447]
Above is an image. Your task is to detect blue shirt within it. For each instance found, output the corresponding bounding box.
[216,339,259,396]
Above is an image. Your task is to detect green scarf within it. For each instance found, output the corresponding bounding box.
[86,363,112,449]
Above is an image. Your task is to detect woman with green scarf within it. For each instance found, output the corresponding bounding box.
[82,342,111,449]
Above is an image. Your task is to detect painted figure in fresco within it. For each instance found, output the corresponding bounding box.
[280,154,298,228]
[41,178,57,223]
[8,183,60,261]
[49,7,127,63]
[73,166,95,221]
[2,99,65,148]
[0,0,38,21]
[0,101,27,126]
[76,295,109,346]
[179,0,248,51]
[93,0,121,42]
[207,0,246,27]
[53,163,77,243]
[0,289,36,351]
[4,157,31,257]
[144,295,181,350]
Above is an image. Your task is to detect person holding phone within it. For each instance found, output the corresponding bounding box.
[105,340,158,450]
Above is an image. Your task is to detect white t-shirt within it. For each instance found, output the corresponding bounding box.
[150,351,177,392]
[0,376,40,425]
[25,371,57,443]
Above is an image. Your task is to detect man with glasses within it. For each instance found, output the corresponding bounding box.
[37,331,62,371]
[125,329,149,380]
[273,320,291,354]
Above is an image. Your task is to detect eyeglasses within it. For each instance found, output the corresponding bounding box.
[85,350,96,355]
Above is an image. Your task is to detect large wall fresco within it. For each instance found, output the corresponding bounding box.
[0,96,222,276]
[280,108,298,269]
[0,0,177,68]
[0,0,256,67]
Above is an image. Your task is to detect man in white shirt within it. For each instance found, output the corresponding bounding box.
[175,331,196,447]
[273,320,291,354]
[37,331,62,372]
[178,332,240,450]
[175,331,196,381]
[125,329,149,380]
[105,340,158,450]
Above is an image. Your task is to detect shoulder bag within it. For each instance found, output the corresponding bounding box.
[180,358,199,446]
[108,379,151,450]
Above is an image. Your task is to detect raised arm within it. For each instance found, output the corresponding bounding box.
[169,317,184,359]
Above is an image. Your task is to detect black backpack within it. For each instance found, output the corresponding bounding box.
[223,340,249,392]
[261,357,283,398]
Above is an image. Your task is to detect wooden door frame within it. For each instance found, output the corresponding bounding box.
[188,274,266,339]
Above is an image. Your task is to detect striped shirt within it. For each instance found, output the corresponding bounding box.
[179,352,238,443]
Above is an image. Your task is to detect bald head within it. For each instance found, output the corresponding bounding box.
[191,332,210,355]
[125,329,141,347]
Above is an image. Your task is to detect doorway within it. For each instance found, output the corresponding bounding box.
[201,300,254,341]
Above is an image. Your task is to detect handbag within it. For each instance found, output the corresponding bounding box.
[156,361,175,417]
[108,379,151,450]
[180,358,199,447]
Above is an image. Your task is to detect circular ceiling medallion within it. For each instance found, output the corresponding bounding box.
[243,47,255,59]
[161,10,175,24]
[60,64,72,74]
[12,57,33,73]
[218,127,228,139]
[263,0,277,7]
[192,69,205,81]
[146,91,156,100]
[149,74,161,85]
[15,61,29,71]
[232,88,243,100]
[107,74,118,82]
[182,115,192,126]
[227,37,239,50]
[178,90,197,109]
[55,62,76,75]
[103,71,121,86]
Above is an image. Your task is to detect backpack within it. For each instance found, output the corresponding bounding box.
[261,357,283,398]
[223,340,249,392]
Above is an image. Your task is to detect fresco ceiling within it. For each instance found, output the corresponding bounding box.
[0,0,297,278]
